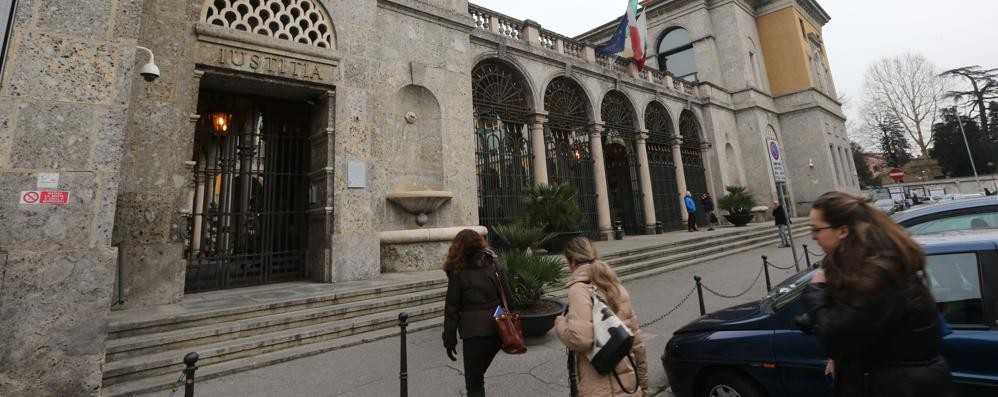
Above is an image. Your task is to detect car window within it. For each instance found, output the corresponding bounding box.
[906,211,998,235]
[925,252,985,326]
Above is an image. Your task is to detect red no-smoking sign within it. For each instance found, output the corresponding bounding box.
[19,191,70,205]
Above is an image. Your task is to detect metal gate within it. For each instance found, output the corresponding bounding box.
[601,91,644,236]
[646,103,681,231]
[185,93,310,293]
[680,110,709,226]
[472,61,532,232]
[544,77,598,239]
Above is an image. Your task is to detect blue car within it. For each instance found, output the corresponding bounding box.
[662,230,998,397]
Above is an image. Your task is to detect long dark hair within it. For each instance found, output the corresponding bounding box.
[442,229,489,274]
[812,191,927,297]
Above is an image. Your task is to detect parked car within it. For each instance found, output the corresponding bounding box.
[872,198,900,214]
[662,230,998,397]
[893,196,998,235]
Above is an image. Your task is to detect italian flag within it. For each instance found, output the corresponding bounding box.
[597,0,649,71]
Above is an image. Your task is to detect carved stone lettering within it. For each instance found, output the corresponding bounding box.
[207,46,330,82]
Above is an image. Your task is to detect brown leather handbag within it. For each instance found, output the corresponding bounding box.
[492,262,527,354]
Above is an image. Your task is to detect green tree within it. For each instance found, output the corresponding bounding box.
[872,112,913,167]
[850,141,878,189]
[929,107,990,177]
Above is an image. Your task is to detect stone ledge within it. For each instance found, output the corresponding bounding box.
[379,225,487,244]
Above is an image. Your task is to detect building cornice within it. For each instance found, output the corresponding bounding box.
[795,0,831,26]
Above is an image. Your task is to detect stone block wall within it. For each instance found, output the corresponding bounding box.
[0,0,142,394]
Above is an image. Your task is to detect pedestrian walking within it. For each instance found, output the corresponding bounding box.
[555,237,648,396]
[684,191,698,232]
[700,193,716,231]
[773,200,791,248]
[795,191,953,397]
[441,229,512,397]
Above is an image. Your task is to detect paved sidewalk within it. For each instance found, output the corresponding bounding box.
[146,238,810,397]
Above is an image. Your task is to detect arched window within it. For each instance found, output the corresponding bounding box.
[658,28,698,82]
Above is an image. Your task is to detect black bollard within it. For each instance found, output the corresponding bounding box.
[183,352,198,397]
[655,221,663,234]
[399,312,409,397]
[694,275,705,315]
[762,255,772,292]
[613,220,624,240]
[803,243,812,269]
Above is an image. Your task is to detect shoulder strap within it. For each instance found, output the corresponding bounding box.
[491,261,512,312]
[611,355,640,394]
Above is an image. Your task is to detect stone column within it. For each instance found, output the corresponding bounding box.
[589,124,613,240]
[635,131,657,234]
[0,2,143,394]
[672,137,689,221]
[529,113,549,185]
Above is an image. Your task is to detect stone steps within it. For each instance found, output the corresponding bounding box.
[100,223,808,396]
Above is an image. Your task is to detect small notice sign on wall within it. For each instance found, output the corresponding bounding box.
[19,191,71,205]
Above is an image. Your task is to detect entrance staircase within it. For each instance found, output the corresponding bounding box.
[101,222,809,396]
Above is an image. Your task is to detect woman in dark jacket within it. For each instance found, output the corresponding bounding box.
[441,229,511,397]
[796,192,952,396]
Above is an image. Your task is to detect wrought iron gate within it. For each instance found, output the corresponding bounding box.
[185,93,310,293]
[646,103,681,231]
[472,61,532,232]
[544,77,598,239]
[680,111,709,226]
[601,91,644,236]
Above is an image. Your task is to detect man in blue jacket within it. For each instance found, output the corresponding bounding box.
[684,191,698,232]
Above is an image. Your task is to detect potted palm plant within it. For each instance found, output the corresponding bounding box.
[521,183,584,253]
[494,249,566,337]
[718,185,757,226]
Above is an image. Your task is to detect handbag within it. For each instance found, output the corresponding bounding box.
[586,284,639,393]
[491,261,527,354]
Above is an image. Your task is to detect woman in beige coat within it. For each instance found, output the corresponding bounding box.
[554,237,649,396]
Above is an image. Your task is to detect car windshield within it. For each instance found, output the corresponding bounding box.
[761,268,815,311]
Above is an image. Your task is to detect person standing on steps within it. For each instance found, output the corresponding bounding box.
[441,229,512,397]
[684,191,698,232]
[700,192,716,231]
[773,200,791,248]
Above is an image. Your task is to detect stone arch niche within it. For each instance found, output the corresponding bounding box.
[471,59,533,233]
[382,85,444,201]
[202,0,337,49]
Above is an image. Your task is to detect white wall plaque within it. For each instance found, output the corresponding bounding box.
[37,173,59,189]
[348,161,366,188]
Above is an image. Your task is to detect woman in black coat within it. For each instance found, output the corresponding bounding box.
[796,191,952,396]
[441,229,511,397]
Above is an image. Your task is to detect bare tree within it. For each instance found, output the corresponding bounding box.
[861,53,946,158]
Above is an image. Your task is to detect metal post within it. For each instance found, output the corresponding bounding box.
[694,275,705,315]
[115,243,125,306]
[183,352,199,397]
[803,243,812,268]
[955,112,985,193]
[762,255,772,292]
[399,312,409,397]
[777,182,800,272]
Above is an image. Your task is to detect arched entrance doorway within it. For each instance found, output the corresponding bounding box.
[544,77,598,238]
[646,102,681,230]
[472,60,532,233]
[680,110,709,225]
[601,91,644,235]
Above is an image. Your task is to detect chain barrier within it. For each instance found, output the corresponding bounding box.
[166,371,186,397]
[766,260,797,271]
[805,247,825,258]
[640,284,697,328]
[700,263,765,299]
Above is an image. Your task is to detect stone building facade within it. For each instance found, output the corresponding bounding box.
[0,0,856,394]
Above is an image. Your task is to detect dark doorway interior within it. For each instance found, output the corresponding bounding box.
[185,91,311,293]
[604,142,643,235]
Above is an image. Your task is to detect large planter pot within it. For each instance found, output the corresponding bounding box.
[724,213,754,226]
[519,298,566,337]
[540,231,583,253]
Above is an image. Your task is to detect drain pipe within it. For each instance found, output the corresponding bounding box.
[113,242,125,306]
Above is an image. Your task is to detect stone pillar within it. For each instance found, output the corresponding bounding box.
[589,124,613,240]
[583,45,597,63]
[635,131,657,234]
[522,19,541,46]
[672,137,689,221]
[0,1,143,394]
[700,141,718,206]
[529,113,549,185]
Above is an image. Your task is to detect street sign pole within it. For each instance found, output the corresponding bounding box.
[766,139,799,271]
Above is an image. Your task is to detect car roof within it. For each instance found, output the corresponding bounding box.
[913,229,998,254]
[891,196,998,223]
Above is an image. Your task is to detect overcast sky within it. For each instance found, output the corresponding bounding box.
[470,0,998,125]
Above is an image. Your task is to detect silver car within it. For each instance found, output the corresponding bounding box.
[873,198,899,214]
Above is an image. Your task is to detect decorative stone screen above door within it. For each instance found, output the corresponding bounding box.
[202,0,336,49]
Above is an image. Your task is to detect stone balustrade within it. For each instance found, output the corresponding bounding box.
[468,3,694,96]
